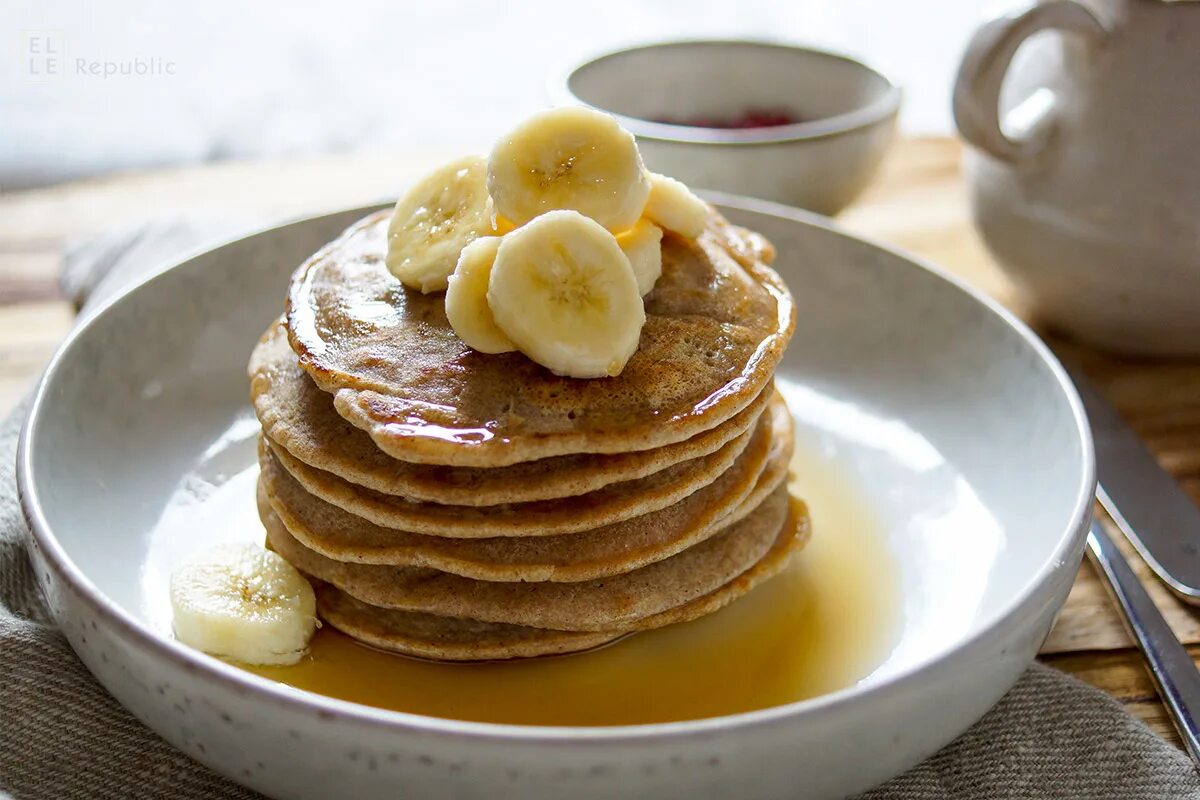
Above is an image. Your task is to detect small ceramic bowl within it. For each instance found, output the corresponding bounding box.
[19,196,1094,799]
[553,40,901,215]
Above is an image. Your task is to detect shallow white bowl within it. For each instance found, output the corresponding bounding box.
[19,196,1093,799]
[554,40,901,214]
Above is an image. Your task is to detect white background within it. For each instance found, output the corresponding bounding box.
[1,0,1014,188]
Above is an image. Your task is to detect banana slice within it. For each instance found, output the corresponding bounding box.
[488,107,651,232]
[616,219,664,295]
[386,155,500,293]
[644,172,710,239]
[445,237,516,354]
[170,542,317,666]
[489,210,644,379]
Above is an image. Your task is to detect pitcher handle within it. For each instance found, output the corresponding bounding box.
[953,0,1106,163]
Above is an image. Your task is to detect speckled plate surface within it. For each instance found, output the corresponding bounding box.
[17,195,1094,800]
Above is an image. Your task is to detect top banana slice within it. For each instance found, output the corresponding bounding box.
[488,210,644,379]
[487,107,651,232]
[386,155,499,293]
[616,219,664,295]
[445,236,516,355]
[644,173,710,239]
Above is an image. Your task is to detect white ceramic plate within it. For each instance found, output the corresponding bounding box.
[18,196,1094,800]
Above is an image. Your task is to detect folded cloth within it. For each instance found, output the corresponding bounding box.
[3,223,1198,799]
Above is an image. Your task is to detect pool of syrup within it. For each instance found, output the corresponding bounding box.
[235,432,903,726]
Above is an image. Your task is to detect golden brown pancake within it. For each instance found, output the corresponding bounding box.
[251,322,772,506]
[256,404,791,581]
[285,210,794,467]
[623,499,809,632]
[313,584,626,661]
[309,498,809,661]
[263,406,759,537]
[262,484,790,632]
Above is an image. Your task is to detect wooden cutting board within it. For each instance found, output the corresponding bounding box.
[1,136,1198,744]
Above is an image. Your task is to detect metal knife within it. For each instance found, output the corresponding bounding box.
[1061,359,1200,603]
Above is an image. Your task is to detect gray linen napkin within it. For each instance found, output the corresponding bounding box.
[2,224,1199,799]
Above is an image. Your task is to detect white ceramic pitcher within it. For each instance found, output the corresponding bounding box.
[954,0,1200,356]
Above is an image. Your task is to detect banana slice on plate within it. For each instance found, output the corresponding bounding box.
[488,107,651,232]
[445,236,516,354]
[616,219,664,296]
[644,172,710,239]
[170,542,317,666]
[489,210,645,379]
[387,154,500,293]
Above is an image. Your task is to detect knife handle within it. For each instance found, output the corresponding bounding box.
[1087,519,1200,765]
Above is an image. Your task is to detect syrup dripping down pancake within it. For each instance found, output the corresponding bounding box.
[299,498,809,661]
[262,485,791,632]
[251,322,772,506]
[256,399,792,581]
[284,210,795,467]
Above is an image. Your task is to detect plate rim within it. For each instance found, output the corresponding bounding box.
[17,193,1096,744]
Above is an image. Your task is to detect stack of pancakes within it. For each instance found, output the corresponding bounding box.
[249,209,805,661]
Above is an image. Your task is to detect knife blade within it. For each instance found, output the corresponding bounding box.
[1061,359,1200,603]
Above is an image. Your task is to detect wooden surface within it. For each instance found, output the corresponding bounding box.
[3,137,1200,745]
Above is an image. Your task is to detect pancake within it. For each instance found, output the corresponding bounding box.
[263,402,760,537]
[310,498,809,661]
[622,496,810,631]
[285,209,795,467]
[262,484,790,632]
[256,403,791,581]
[250,322,772,506]
[313,583,626,661]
